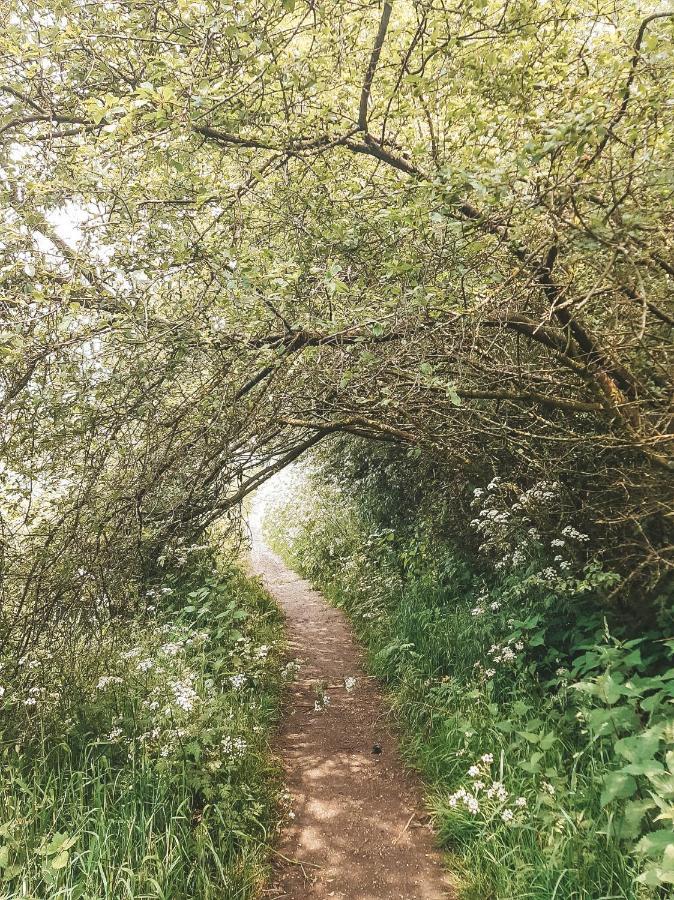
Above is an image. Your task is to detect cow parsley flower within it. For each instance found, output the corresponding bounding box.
[222,735,247,758]
[229,673,247,690]
[171,679,198,712]
[97,676,123,690]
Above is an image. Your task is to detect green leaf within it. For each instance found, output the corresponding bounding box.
[41,832,76,856]
[51,850,70,870]
[635,829,674,858]
[601,771,637,806]
[619,798,656,840]
[615,728,662,764]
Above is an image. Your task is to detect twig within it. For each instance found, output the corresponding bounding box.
[393,812,416,845]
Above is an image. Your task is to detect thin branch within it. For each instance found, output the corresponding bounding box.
[358,2,393,131]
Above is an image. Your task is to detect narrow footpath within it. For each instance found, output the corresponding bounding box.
[251,536,454,900]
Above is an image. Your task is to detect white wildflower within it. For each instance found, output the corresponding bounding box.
[171,679,198,712]
[137,658,154,673]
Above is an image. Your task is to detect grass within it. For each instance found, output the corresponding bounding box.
[0,555,287,899]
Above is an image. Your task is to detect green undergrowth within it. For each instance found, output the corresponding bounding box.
[267,485,674,900]
[0,552,287,899]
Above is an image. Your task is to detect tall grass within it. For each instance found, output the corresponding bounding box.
[0,558,287,899]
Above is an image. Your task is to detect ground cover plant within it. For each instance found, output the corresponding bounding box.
[267,446,674,899]
[0,550,287,899]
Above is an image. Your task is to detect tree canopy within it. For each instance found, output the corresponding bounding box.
[1,0,673,653]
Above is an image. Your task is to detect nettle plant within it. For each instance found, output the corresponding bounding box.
[468,477,674,889]
[571,631,674,890]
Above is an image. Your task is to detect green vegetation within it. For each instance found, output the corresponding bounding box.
[1,0,673,895]
[267,445,674,899]
[0,553,286,899]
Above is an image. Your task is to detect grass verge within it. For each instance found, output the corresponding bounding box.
[0,553,287,899]
[267,487,673,900]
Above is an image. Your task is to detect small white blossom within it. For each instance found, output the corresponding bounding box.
[97,676,123,690]
[501,809,514,822]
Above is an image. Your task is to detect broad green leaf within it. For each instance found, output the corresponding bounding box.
[601,771,637,806]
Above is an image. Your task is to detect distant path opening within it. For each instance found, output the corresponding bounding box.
[251,534,454,900]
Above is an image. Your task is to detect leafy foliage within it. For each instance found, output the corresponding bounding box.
[267,448,674,897]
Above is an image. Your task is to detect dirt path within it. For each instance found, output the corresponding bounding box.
[251,537,455,900]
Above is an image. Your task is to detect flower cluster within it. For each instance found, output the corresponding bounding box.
[314,693,330,712]
[447,754,528,825]
[222,735,247,758]
[468,477,592,584]
[171,677,198,713]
